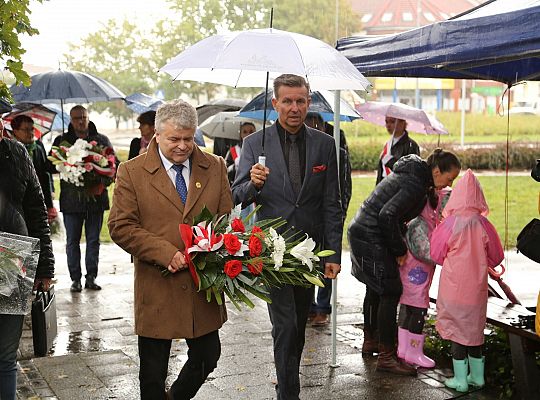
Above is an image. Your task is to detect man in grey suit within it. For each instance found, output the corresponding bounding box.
[232,74,343,400]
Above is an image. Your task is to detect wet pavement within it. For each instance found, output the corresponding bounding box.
[15,237,538,399]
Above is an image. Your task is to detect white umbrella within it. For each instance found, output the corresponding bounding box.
[199,111,264,140]
[160,28,371,91]
[356,101,448,135]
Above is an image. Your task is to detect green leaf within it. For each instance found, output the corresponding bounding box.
[303,273,324,287]
[193,206,213,225]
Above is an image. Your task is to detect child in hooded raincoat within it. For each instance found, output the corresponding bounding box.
[397,188,451,368]
[430,169,504,393]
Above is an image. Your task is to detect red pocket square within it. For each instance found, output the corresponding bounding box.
[312,164,327,173]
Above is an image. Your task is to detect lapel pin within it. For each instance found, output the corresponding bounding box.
[195,182,202,189]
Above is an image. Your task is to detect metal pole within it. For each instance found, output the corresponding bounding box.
[415,0,421,107]
[330,90,341,369]
[330,0,341,369]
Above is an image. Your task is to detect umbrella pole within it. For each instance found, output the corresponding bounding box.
[330,90,341,369]
[61,99,65,134]
[258,8,274,168]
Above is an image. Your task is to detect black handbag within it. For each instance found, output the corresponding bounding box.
[31,285,58,357]
[516,218,540,264]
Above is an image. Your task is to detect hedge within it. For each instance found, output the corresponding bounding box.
[348,141,539,171]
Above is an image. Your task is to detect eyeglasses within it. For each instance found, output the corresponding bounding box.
[15,128,35,133]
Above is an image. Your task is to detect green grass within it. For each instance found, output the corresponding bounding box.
[344,175,538,249]
[341,111,540,146]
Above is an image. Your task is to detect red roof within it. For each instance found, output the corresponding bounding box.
[349,0,484,35]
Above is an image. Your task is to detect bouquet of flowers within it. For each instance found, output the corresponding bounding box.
[166,205,334,310]
[47,138,116,196]
[0,232,40,315]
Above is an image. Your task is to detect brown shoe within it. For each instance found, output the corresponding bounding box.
[361,329,379,355]
[376,344,417,376]
[312,313,330,326]
[307,311,316,321]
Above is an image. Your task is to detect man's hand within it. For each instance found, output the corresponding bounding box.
[47,207,58,223]
[250,163,270,190]
[33,277,52,291]
[324,262,341,279]
[167,251,187,273]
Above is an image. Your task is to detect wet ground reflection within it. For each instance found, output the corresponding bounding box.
[51,330,107,356]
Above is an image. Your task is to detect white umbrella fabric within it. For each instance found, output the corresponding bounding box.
[199,111,263,140]
[160,28,371,91]
[356,102,448,135]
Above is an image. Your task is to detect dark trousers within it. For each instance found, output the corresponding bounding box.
[311,277,332,315]
[138,330,220,400]
[363,287,400,346]
[268,284,314,400]
[63,211,103,281]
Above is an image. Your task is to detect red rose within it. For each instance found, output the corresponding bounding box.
[248,235,263,257]
[247,260,263,276]
[223,233,242,255]
[231,218,245,233]
[224,260,243,278]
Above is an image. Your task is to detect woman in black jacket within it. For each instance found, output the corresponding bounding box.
[0,120,54,399]
[348,149,461,376]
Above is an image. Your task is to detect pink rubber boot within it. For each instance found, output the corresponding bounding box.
[404,332,435,368]
[397,327,409,359]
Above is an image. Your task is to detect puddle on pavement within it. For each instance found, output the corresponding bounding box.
[50,331,108,356]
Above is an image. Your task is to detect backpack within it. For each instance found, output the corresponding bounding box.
[516,218,540,263]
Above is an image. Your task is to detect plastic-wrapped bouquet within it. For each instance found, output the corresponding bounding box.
[48,138,116,196]
[165,205,333,310]
[0,232,40,315]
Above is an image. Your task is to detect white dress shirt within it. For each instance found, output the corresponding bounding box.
[158,147,190,188]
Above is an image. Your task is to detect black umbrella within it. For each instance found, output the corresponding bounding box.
[0,98,12,114]
[10,70,125,132]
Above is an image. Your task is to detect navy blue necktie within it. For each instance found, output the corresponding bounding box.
[172,164,188,204]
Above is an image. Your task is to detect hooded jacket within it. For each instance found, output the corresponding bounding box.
[431,169,504,346]
[348,154,432,294]
[50,121,114,213]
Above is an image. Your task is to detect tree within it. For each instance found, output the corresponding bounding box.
[62,0,362,122]
[0,0,42,100]
[64,19,156,128]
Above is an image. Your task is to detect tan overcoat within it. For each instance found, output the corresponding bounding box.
[108,139,233,339]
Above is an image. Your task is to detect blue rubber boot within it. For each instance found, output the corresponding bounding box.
[445,358,469,392]
[467,356,485,388]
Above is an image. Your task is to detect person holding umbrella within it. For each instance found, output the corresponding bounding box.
[9,115,57,223]
[377,116,420,185]
[232,74,342,400]
[49,105,116,292]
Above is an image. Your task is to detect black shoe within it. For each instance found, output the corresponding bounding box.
[85,277,102,290]
[70,280,82,292]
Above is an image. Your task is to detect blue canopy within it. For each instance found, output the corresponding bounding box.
[336,0,540,84]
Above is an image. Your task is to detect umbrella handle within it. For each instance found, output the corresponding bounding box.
[488,264,505,280]
[258,155,266,167]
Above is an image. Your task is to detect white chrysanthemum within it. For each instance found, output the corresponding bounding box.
[271,233,286,270]
[290,235,319,271]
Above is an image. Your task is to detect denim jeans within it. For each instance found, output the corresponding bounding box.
[63,211,103,281]
[0,314,24,400]
[311,277,332,315]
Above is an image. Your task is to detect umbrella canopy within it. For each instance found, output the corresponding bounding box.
[2,103,57,138]
[125,93,164,114]
[239,89,360,122]
[0,98,12,114]
[196,98,247,125]
[356,102,448,135]
[10,70,125,104]
[199,111,263,140]
[160,28,371,91]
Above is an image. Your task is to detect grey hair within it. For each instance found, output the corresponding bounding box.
[155,99,198,132]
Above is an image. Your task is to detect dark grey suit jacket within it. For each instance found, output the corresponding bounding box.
[231,123,343,264]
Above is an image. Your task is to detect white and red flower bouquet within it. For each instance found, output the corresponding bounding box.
[48,138,116,196]
[168,205,333,310]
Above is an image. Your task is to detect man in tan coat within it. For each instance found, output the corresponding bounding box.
[108,100,233,400]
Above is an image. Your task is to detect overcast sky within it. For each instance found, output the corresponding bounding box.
[21,0,168,69]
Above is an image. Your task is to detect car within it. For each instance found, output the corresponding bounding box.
[509,101,540,115]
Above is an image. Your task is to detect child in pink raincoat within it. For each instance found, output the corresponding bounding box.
[397,188,451,368]
[430,169,504,393]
